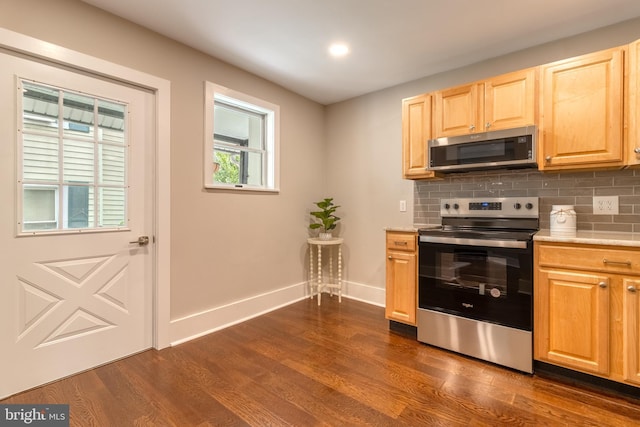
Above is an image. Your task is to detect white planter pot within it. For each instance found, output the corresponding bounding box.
[318,232,332,240]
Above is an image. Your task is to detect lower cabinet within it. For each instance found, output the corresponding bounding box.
[623,277,640,386]
[535,242,640,387]
[385,231,417,325]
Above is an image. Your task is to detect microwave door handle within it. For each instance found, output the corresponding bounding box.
[420,236,528,249]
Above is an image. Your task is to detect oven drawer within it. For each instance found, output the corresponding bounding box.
[536,243,640,274]
[386,232,416,252]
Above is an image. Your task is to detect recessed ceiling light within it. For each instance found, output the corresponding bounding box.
[328,43,350,57]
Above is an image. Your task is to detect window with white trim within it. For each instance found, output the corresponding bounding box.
[204,82,279,191]
[18,80,128,234]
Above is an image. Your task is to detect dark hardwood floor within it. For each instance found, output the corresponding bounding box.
[3,297,640,426]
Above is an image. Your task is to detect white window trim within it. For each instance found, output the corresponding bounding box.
[203,81,280,192]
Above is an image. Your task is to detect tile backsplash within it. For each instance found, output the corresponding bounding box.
[414,168,640,233]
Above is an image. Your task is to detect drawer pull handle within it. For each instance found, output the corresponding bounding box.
[602,258,631,266]
[628,285,638,293]
[598,281,607,288]
[394,241,408,246]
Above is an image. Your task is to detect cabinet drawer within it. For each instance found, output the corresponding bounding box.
[386,232,416,252]
[537,244,640,274]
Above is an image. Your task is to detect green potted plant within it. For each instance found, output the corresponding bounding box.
[309,197,341,240]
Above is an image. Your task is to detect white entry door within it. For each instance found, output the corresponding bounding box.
[0,50,154,399]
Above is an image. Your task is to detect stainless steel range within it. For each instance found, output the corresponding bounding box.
[417,197,539,373]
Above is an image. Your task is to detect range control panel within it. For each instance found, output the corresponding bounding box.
[441,197,539,218]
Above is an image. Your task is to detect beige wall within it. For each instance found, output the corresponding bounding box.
[0,0,326,320]
[325,16,640,291]
[3,0,640,326]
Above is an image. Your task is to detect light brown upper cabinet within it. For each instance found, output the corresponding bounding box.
[402,93,437,179]
[628,39,640,167]
[433,68,537,138]
[539,47,625,171]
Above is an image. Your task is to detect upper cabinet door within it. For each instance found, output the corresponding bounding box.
[402,94,437,179]
[628,39,640,167]
[484,68,538,131]
[433,70,537,138]
[434,83,482,137]
[539,47,625,170]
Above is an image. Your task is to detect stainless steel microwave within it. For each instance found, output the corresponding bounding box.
[427,125,537,172]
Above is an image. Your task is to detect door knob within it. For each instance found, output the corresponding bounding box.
[129,236,150,246]
[628,285,638,293]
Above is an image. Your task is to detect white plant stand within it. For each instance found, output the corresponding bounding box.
[307,237,343,305]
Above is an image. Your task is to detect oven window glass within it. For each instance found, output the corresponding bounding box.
[437,251,511,298]
[418,240,533,330]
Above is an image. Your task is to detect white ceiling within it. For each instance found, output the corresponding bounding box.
[82,0,640,105]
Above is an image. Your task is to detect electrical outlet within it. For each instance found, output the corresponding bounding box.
[593,196,619,215]
[399,200,407,212]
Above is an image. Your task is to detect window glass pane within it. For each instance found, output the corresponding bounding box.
[63,92,94,139]
[214,103,264,150]
[245,151,264,186]
[213,149,240,184]
[99,187,126,227]
[22,83,59,137]
[99,144,125,185]
[63,140,94,183]
[23,186,57,231]
[65,185,94,229]
[19,81,129,234]
[213,148,263,186]
[98,100,125,144]
[22,134,59,182]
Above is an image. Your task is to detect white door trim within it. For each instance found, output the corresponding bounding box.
[0,27,171,349]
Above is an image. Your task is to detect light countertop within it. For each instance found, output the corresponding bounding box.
[534,229,640,248]
[385,224,440,233]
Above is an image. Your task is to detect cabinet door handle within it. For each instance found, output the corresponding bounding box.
[545,156,552,162]
[485,122,491,129]
[603,258,631,266]
[598,281,607,288]
[469,124,475,132]
[635,147,640,154]
[388,256,393,260]
[628,285,638,293]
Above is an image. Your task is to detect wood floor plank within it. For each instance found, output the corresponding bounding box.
[2,297,639,426]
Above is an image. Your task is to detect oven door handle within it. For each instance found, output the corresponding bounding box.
[419,235,529,249]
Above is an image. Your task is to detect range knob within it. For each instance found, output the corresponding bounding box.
[444,203,450,210]
[453,203,459,210]
[525,203,534,210]
[514,203,522,210]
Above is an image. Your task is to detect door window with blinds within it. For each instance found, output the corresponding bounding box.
[18,80,128,234]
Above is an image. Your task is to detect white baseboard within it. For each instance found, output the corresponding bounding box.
[342,280,385,307]
[169,280,385,346]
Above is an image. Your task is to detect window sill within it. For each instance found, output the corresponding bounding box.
[204,184,280,194]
